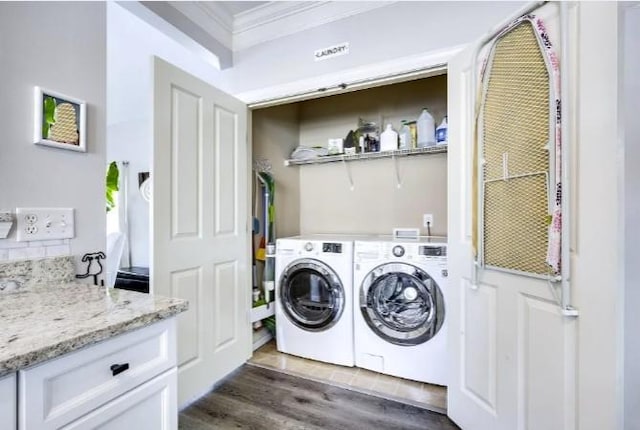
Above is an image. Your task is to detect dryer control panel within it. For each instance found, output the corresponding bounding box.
[419,246,447,257]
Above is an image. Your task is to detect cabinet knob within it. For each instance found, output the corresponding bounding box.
[110,363,130,376]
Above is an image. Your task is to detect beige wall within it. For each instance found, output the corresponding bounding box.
[298,75,448,148]
[299,154,447,236]
[298,76,447,236]
[252,76,448,238]
[252,104,300,239]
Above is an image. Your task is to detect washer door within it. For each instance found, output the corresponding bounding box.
[279,259,345,332]
[360,262,445,346]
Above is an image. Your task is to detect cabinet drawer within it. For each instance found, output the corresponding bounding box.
[61,368,177,430]
[20,318,176,430]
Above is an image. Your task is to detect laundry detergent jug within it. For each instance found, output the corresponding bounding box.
[417,108,436,148]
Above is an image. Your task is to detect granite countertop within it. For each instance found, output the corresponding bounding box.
[0,282,188,377]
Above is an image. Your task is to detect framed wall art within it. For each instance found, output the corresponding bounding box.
[34,86,86,152]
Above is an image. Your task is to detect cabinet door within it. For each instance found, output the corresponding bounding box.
[153,56,251,407]
[61,368,177,430]
[0,373,16,430]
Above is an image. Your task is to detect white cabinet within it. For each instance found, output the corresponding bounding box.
[61,369,176,430]
[19,318,177,430]
[0,373,16,430]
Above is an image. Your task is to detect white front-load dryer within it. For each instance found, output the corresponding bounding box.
[275,236,354,367]
[353,238,448,385]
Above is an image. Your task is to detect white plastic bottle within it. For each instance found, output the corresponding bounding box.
[380,124,399,152]
[436,116,448,145]
[398,121,412,150]
[416,108,436,148]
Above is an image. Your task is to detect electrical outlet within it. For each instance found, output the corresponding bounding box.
[423,214,434,228]
[16,208,74,242]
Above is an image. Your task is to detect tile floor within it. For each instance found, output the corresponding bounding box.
[249,341,447,413]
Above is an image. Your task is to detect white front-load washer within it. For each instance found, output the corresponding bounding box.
[353,237,448,385]
[275,235,354,366]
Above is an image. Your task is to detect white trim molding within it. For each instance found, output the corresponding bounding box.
[170,1,234,49]
[233,1,395,51]
[172,1,397,53]
[236,44,464,107]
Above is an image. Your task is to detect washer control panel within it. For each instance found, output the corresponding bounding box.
[304,242,314,252]
[322,242,343,254]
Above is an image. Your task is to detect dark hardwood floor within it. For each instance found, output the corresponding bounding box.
[179,365,459,430]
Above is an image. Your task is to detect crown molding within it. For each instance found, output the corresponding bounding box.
[232,1,397,51]
[169,1,234,49]
[233,1,325,33]
[167,1,397,53]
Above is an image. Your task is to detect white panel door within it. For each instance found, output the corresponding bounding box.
[152,57,250,407]
[447,4,578,429]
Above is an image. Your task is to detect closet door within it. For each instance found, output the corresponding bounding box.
[152,57,250,406]
[447,3,578,429]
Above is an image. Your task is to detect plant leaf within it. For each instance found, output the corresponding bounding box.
[105,161,120,212]
[106,161,119,191]
[106,190,115,212]
[43,97,56,124]
[42,97,57,139]
[44,97,56,121]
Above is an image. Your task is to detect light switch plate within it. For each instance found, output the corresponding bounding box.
[16,208,74,242]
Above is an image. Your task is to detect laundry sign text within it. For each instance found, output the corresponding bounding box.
[314,42,350,62]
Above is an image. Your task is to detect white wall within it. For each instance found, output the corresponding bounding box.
[109,1,523,267]
[623,4,640,429]
[572,4,622,429]
[0,2,106,268]
[107,2,228,267]
[225,1,524,94]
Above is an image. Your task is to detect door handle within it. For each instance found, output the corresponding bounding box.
[110,363,130,376]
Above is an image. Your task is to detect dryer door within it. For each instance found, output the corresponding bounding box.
[279,259,345,332]
[360,262,444,346]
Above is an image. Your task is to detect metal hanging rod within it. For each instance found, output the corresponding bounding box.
[249,65,448,109]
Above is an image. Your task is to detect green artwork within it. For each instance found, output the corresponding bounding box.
[42,96,56,139]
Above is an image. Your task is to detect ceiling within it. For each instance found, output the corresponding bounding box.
[171,1,394,51]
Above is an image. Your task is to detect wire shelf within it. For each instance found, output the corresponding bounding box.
[284,145,448,166]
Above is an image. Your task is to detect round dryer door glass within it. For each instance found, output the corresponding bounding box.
[279,259,345,332]
[360,263,445,346]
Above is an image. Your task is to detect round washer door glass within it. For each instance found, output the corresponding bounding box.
[279,259,345,331]
[360,263,444,346]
